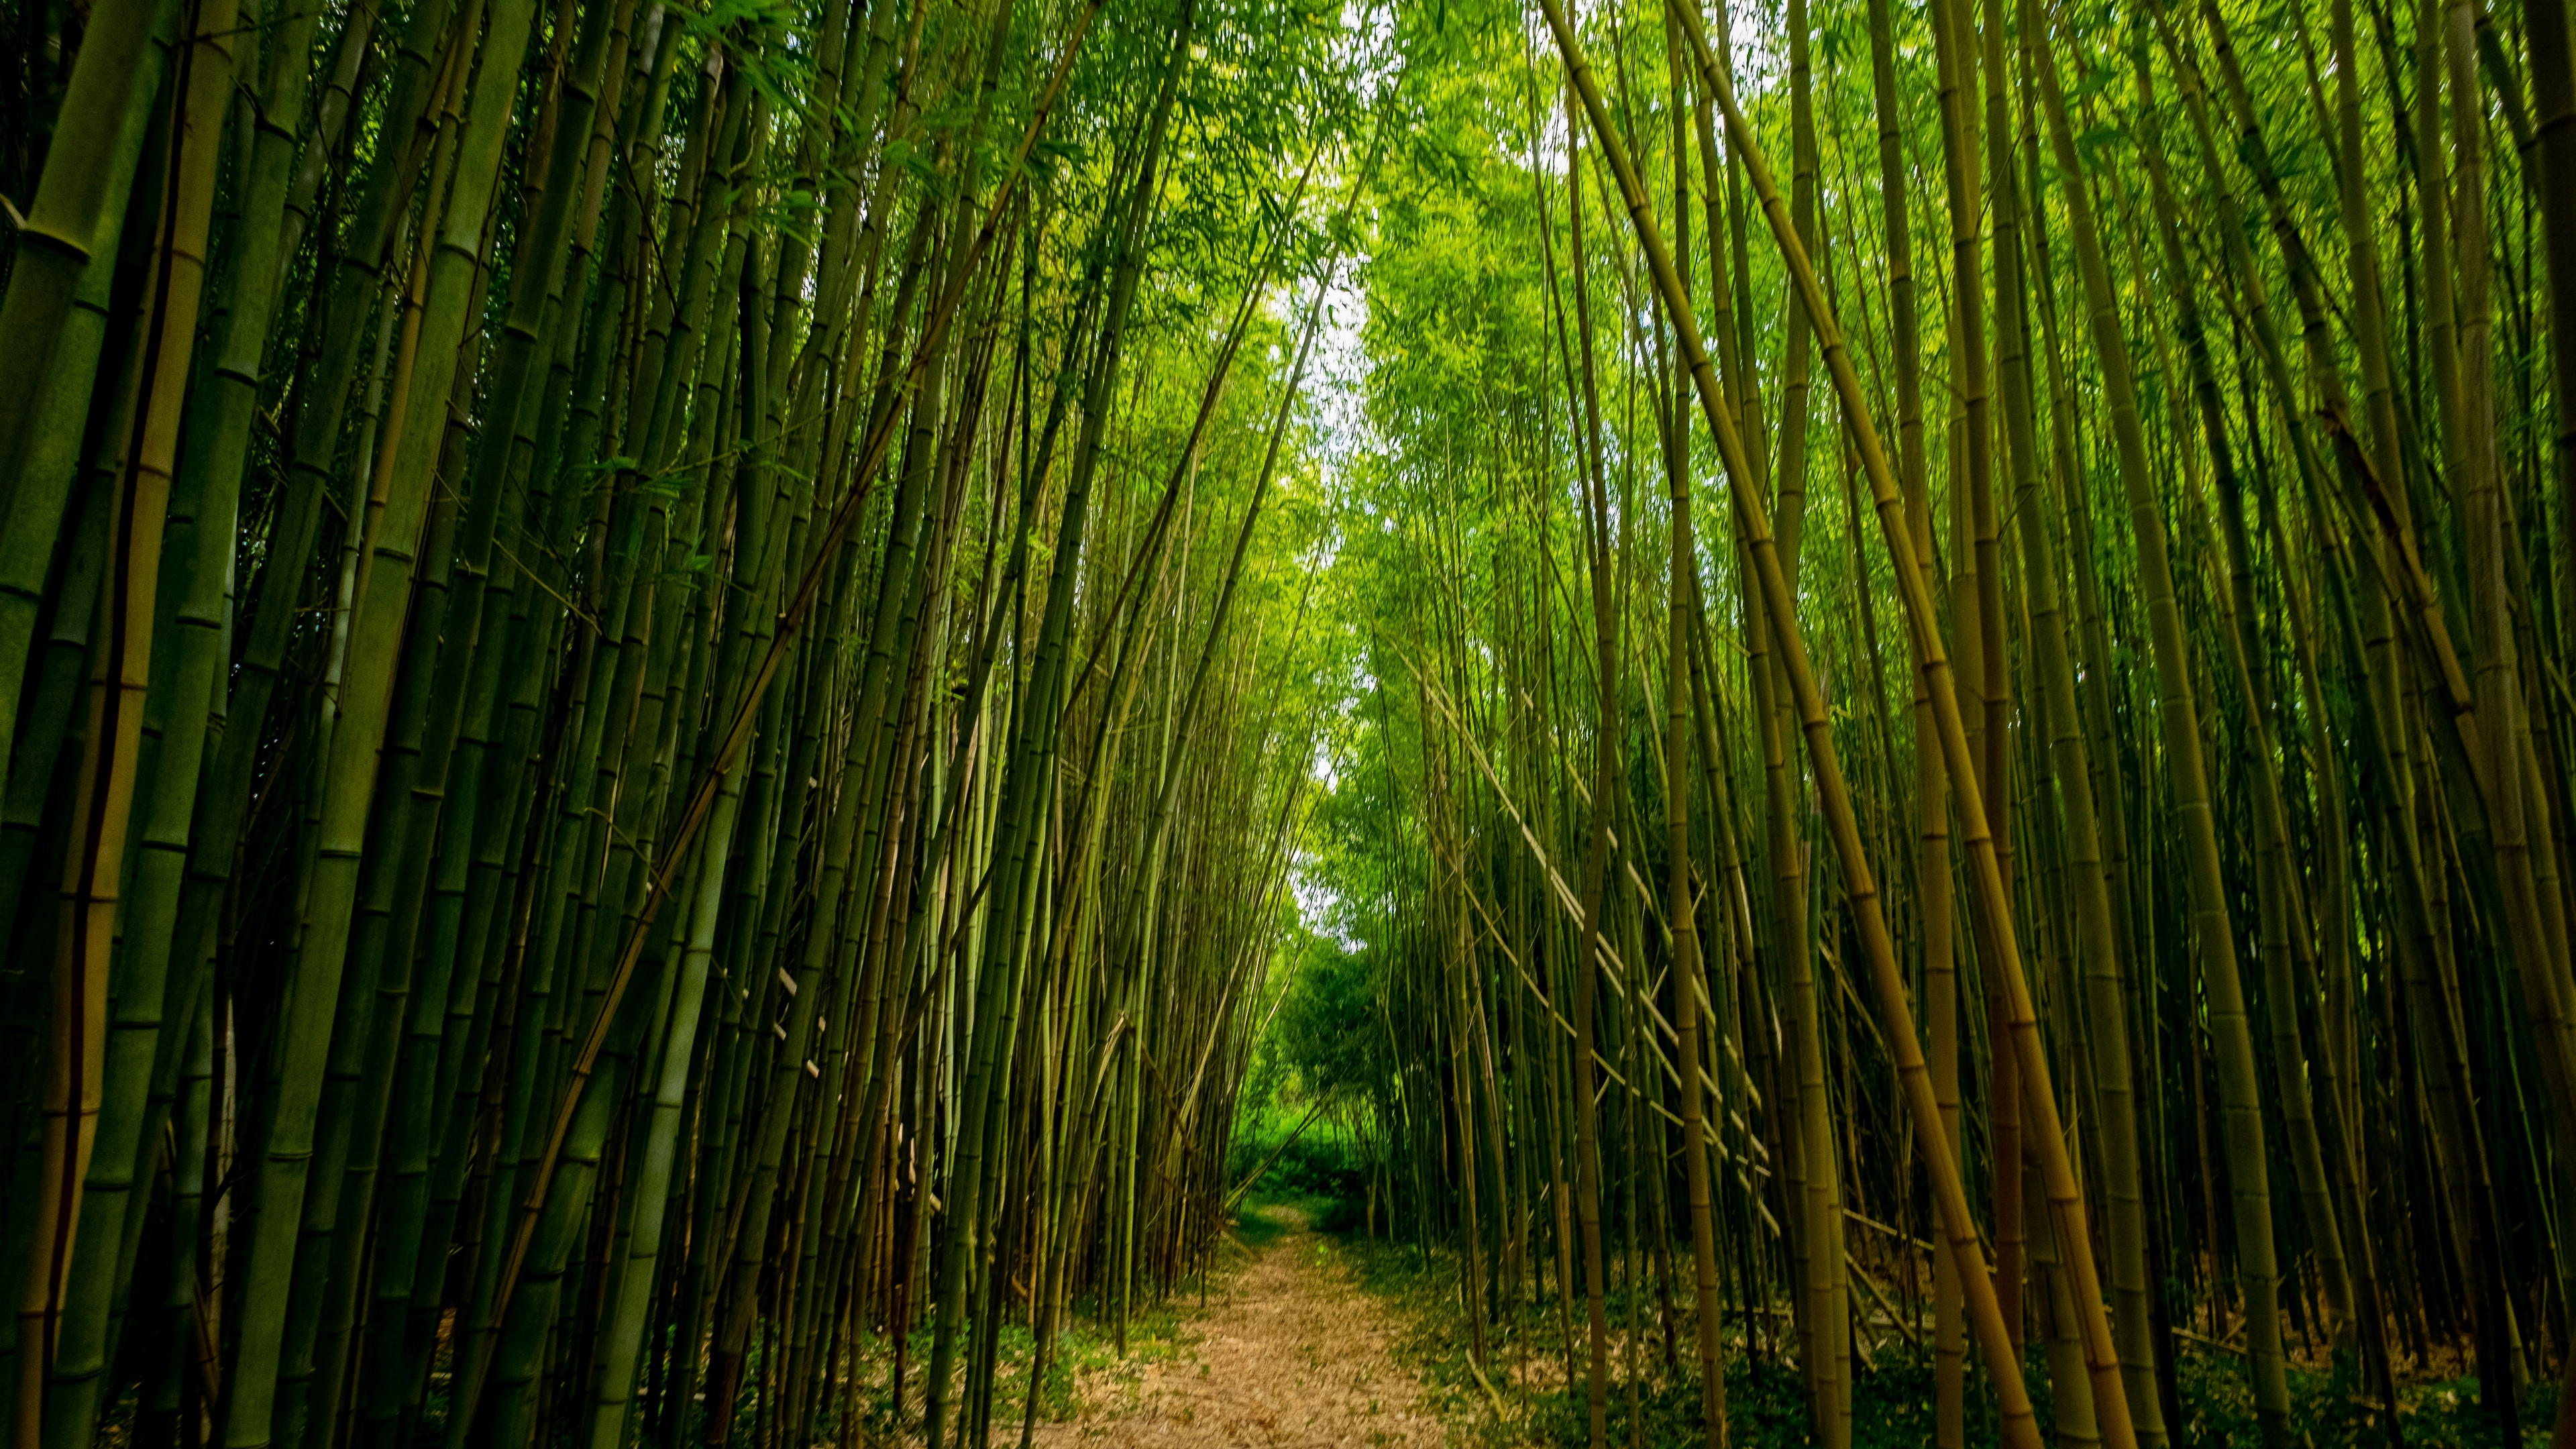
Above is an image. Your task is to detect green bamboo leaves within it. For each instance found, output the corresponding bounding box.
[7,0,2576,1445]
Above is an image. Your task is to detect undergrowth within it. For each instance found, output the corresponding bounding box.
[825,1291,1191,1445]
[1329,1228,2553,1449]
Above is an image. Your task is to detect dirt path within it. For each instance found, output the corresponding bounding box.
[1026,1205,1458,1448]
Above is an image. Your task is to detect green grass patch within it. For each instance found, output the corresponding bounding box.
[1232,1193,1346,1247]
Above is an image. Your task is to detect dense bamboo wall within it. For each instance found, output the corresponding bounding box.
[0,0,1355,1444]
[1309,0,2576,1445]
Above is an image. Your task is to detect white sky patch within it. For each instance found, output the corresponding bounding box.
[1291,851,1363,949]
[1339,0,1402,92]
[1306,262,1377,474]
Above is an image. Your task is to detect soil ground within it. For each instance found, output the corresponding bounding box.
[1026,1203,1458,1448]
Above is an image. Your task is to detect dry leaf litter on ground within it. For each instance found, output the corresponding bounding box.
[1026,1205,1456,1448]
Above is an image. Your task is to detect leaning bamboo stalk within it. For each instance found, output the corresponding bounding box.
[1657,2,2145,1439]
[1536,5,2057,1444]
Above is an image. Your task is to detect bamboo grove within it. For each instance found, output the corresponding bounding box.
[0,0,1380,1442]
[7,0,2576,1434]
[1290,0,2576,1441]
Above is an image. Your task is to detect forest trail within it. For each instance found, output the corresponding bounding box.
[1027,1205,1460,1448]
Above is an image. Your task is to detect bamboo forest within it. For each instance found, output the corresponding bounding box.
[6,0,2576,1436]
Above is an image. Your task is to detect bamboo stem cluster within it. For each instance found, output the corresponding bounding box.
[0,1,1357,1446]
[1324,0,2576,1445]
